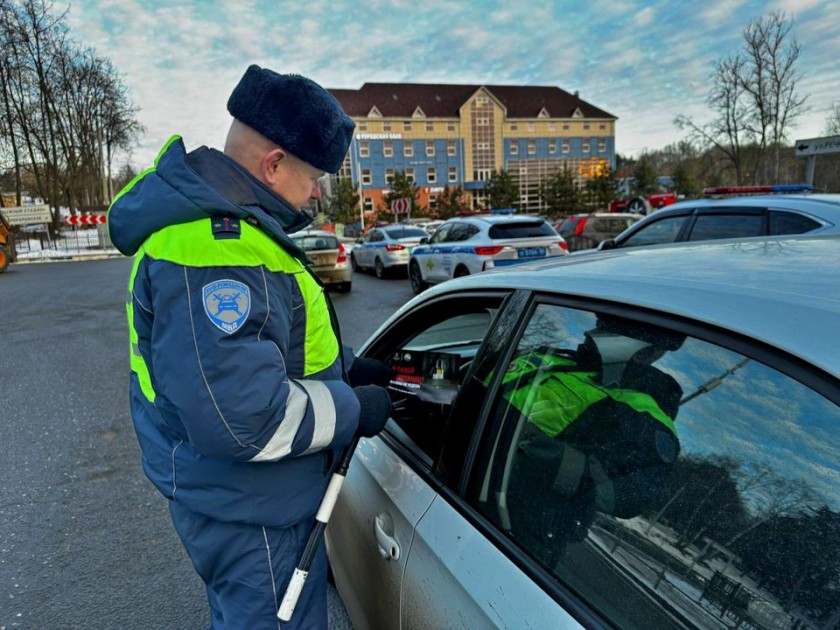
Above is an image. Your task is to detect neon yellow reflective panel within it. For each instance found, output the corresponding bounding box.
[127,249,157,402]
[293,274,339,375]
[143,220,303,271]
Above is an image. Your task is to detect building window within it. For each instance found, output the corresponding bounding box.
[562,123,570,131]
[362,169,371,185]
[598,140,607,152]
[583,124,590,131]
[477,142,490,150]
[510,143,519,156]
[383,122,392,132]
[449,166,457,182]
[404,122,412,132]
[549,140,556,153]
[363,197,373,212]
[476,95,488,106]
[549,123,556,132]
[447,122,456,132]
[599,123,606,130]
[426,141,435,157]
[406,168,415,183]
[582,141,591,153]
[562,140,570,153]
[527,122,535,132]
[474,168,491,181]
[527,141,536,155]
[358,122,368,131]
[385,168,394,184]
[359,142,369,157]
[404,144,414,157]
[429,195,438,210]
[383,141,393,157]
[447,140,456,157]
[427,167,436,183]
[510,123,518,131]
[476,117,489,126]
[426,122,434,132]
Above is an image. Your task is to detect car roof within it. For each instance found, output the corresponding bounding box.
[420,235,840,377]
[650,194,840,218]
[291,230,336,237]
[449,215,548,225]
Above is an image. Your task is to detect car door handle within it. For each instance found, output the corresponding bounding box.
[374,513,401,561]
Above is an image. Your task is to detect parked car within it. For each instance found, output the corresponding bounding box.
[350,225,429,278]
[555,212,642,251]
[408,215,568,294]
[289,230,352,292]
[327,234,840,630]
[590,194,840,252]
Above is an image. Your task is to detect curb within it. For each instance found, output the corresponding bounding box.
[15,252,124,264]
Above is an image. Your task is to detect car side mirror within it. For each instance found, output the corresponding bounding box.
[599,239,616,251]
[419,237,429,245]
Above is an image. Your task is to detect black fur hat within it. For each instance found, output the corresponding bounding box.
[227,65,355,174]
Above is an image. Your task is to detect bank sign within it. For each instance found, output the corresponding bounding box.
[2,204,52,226]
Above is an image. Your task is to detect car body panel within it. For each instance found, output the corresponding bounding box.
[325,435,436,630]
[401,495,584,628]
[353,226,429,272]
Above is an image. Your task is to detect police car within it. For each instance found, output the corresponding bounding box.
[408,214,568,294]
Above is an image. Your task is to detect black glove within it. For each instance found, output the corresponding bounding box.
[348,357,392,387]
[354,385,392,438]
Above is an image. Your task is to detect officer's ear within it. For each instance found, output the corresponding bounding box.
[263,147,287,185]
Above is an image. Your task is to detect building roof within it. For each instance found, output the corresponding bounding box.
[329,83,616,120]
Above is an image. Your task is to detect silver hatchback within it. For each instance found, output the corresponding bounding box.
[328,235,840,629]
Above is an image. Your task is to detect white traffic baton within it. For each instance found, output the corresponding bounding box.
[277,435,359,622]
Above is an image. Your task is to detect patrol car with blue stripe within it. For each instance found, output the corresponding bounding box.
[408,214,568,294]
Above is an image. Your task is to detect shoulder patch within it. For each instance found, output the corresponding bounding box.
[203,280,251,334]
[211,216,241,239]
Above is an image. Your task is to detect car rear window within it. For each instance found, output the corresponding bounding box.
[488,221,555,239]
[385,228,429,239]
[293,235,339,251]
[769,210,821,236]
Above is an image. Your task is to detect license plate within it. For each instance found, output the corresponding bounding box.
[517,247,545,258]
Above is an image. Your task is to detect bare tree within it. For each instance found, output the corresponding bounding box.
[675,11,806,185]
[824,103,840,136]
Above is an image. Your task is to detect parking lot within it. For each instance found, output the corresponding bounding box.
[0,258,411,629]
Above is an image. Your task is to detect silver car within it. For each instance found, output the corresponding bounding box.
[350,225,429,279]
[327,235,840,629]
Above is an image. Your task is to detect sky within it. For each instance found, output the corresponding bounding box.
[63,0,839,170]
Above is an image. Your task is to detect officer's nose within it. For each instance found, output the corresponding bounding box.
[310,180,321,200]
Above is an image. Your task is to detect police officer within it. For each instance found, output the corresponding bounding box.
[109,65,392,629]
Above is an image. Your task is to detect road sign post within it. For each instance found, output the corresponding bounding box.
[794,136,840,186]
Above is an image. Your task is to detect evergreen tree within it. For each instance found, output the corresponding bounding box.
[631,155,659,196]
[325,177,360,225]
[485,169,519,211]
[540,165,584,219]
[584,166,620,210]
[435,185,470,219]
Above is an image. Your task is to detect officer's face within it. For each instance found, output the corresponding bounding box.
[270,151,324,209]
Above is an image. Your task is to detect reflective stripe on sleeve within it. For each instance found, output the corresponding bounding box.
[248,382,309,462]
[299,380,336,454]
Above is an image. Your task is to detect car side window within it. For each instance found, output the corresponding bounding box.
[769,210,821,236]
[689,213,765,241]
[370,298,502,463]
[430,224,451,244]
[620,215,688,247]
[447,223,471,242]
[469,302,840,630]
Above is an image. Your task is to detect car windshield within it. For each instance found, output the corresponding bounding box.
[292,235,339,251]
[384,228,428,239]
[488,221,555,239]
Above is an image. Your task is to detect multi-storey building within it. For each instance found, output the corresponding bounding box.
[329,83,616,216]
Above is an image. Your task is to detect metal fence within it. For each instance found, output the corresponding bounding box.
[13,225,114,257]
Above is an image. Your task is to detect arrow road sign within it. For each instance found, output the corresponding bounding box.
[794,135,840,157]
[64,214,107,225]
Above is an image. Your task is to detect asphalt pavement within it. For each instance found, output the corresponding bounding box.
[0,258,415,629]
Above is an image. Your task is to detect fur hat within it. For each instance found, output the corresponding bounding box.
[227,65,355,174]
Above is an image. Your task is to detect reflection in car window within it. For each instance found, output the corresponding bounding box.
[621,215,687,247]
[689,214,765,241]
[384,227,428,239]
[488,221,554,239]
[769,210,820,236]
[430,224,451,244]
[470,303,840,630]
